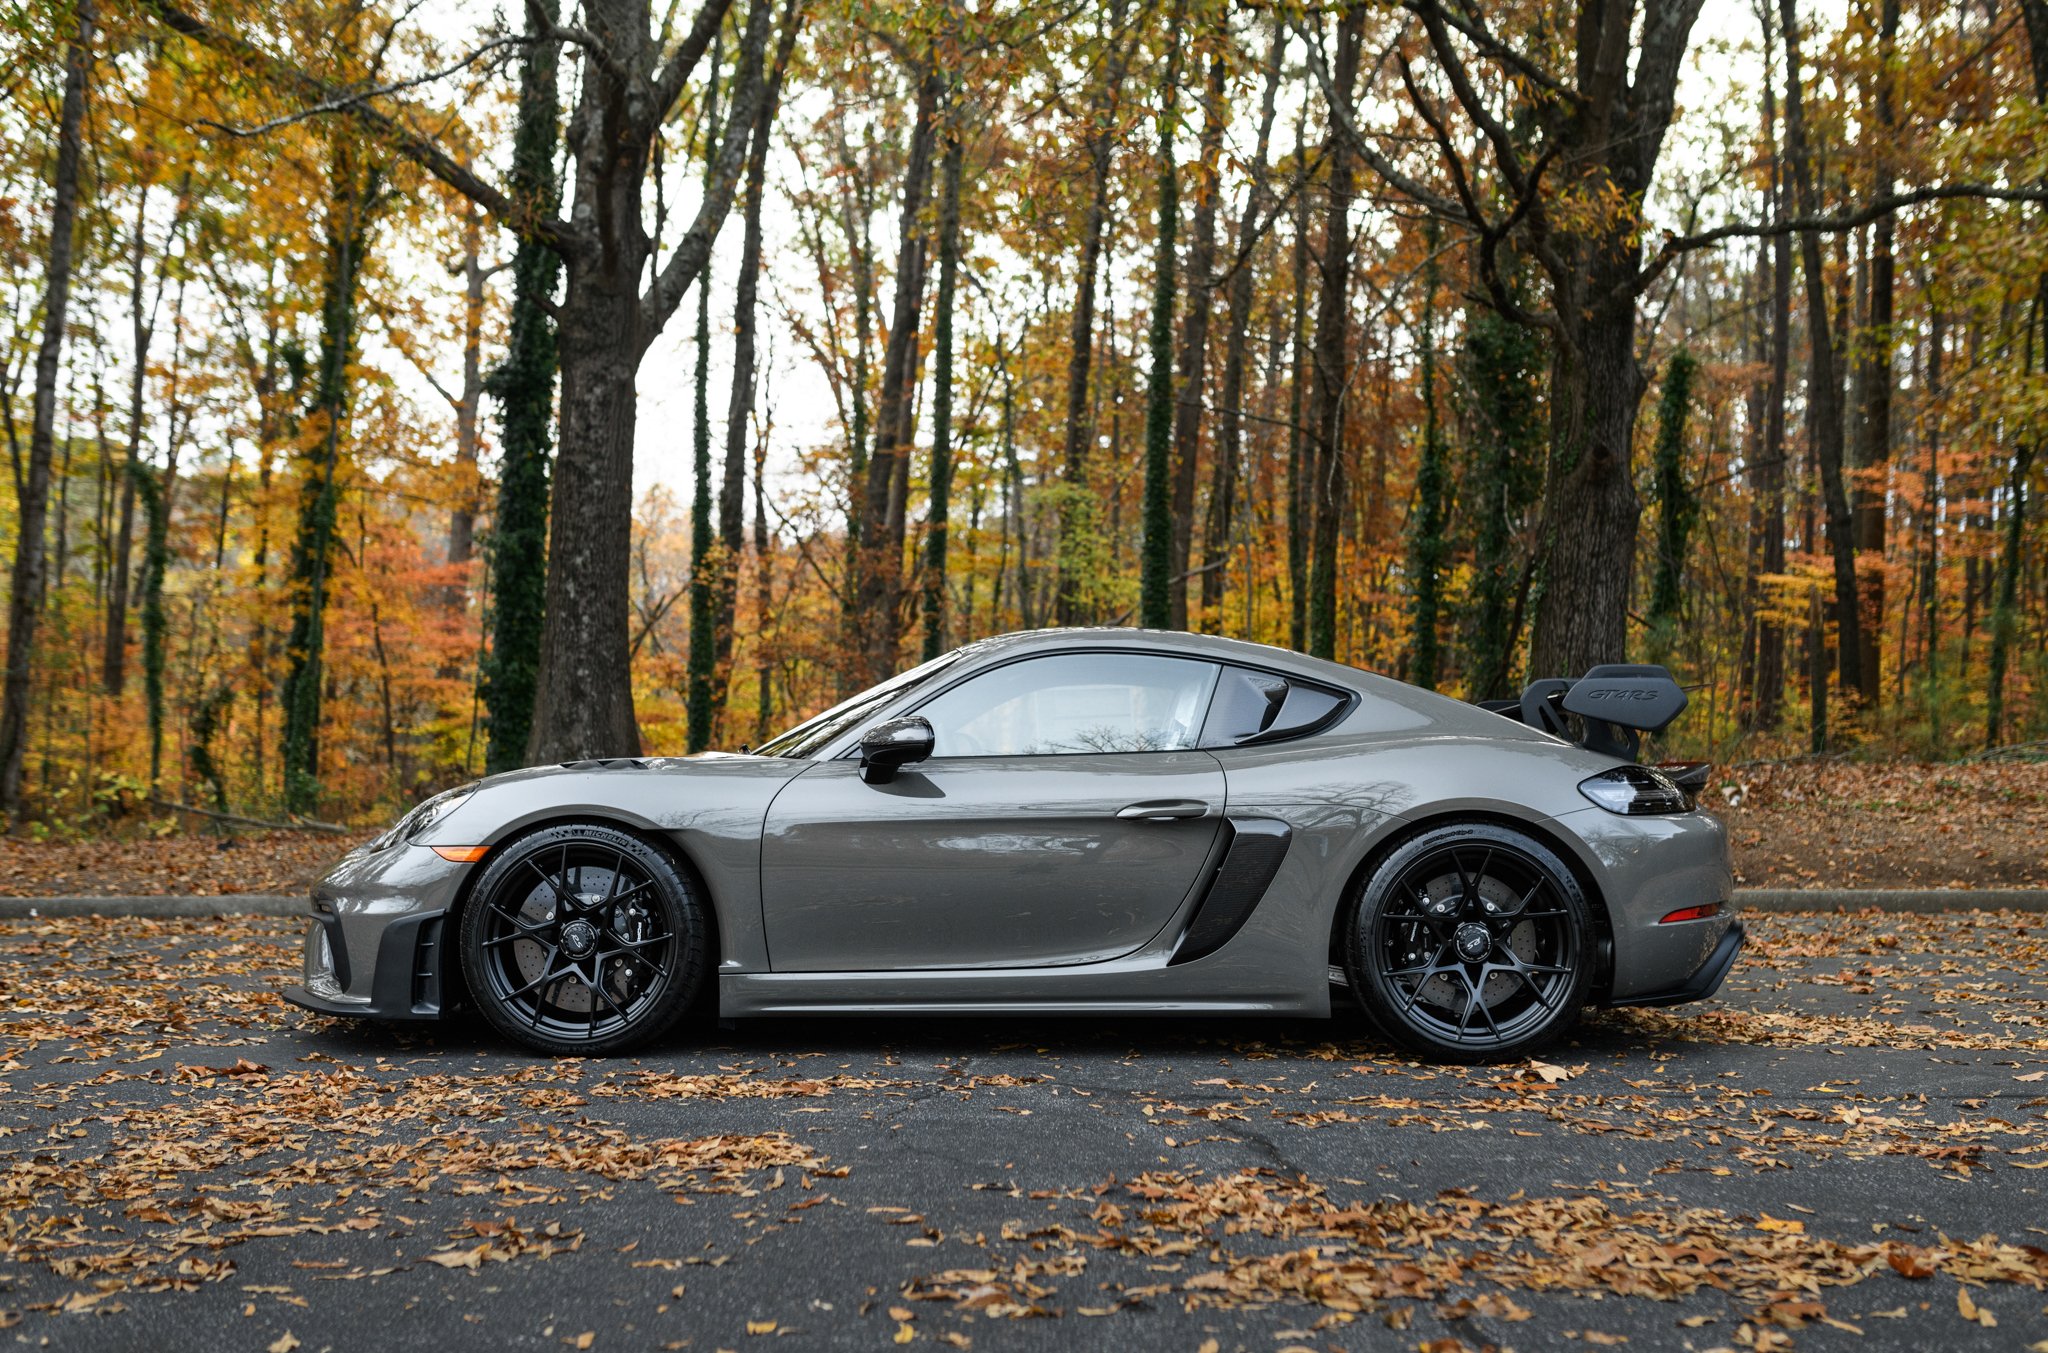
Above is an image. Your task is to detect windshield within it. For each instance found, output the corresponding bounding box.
[754,649,966,758]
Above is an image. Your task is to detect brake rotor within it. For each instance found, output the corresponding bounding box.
[1412,872,1538,1012]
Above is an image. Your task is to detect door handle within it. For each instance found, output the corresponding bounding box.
[1116,799,1211,822]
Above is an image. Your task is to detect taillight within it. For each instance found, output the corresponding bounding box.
[1659,903,1722,924]
[1578,765,1691,815]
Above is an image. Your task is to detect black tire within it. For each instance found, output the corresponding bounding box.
[1344,821,1592,1060]
[458,823,708,1056]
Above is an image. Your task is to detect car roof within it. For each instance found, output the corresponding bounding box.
[948,627,1375,686]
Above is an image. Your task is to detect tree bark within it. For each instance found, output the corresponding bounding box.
[0,0,95,817]
[1285,105,1311,653]
[1199,24,1282,634]
[1849,0,1901,706]
[1304,4,1364,660]
[851,69,940,687]
[1406,224,1447,687]
[1053,0,1130,625]
[686,36,724,755]
[1137,30,1185,631]
[1778,0,1863,712]
[104,180,152,696]
[1167,50,1226,630]
[713,12,797,731]
[281,145,376,813]
[445,201,489,575]
[480,0,562,774]
[526,0,774,762]
[922,107,964,659]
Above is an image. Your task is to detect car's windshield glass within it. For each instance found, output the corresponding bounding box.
[754,650,965,758]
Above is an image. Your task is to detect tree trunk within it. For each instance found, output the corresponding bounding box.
[0,0,93,817]
[281,147,376,813]
[480,0,561,774]
[104,180,151,696]
[1137,36,1184,631]
[1778,0,1863,709]
[686,29,730,753]
[1200,24,1282,634]
[1167,50,1226,630]
[921,113,964,659]
[851,70,940,686]
[530,257,650,761]
[1304,4,1364,660]
[1285,105,1311,653]
[1849,0,1901,706]
[446,201,488,574]
[1053,0,1129,626]
[1647,350,1699,633]
[1407,224,1450,688]
[714,14,797,707]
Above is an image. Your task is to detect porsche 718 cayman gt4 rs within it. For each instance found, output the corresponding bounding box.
[287,628,1739,1059]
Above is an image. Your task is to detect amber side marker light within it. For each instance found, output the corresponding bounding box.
[430,845,491,863]
[1658,903,1723,924]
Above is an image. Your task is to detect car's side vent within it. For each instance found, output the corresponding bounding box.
[411,915,444,1013]
[559,758,651,771]
[1169,819,1293,965]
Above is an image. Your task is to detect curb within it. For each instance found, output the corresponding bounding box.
[0,895,305,919]
[1736,888,2048,913]
[4,890,2048,920]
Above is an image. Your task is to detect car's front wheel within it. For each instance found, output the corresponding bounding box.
[1344,822,1593,1059]
[458,823,708,1055]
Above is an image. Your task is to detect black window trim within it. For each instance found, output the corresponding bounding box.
[822,645,1359,762]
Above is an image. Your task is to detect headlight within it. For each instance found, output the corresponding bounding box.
[371,783,479,850]
[1578,765,1690,815]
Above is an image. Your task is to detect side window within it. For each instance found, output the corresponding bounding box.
[1200,666,1350,747]
[916,654,1221,757]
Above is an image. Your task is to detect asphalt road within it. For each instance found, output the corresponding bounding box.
[3,910,2046,1352]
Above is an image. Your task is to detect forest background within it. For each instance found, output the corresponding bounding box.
[1,0,2045,833]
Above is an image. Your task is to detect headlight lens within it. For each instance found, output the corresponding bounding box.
[372,783,479,850]
[1579,765,1691,815]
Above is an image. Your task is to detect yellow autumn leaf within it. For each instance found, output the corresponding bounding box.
[893,1322,916,1344]
[268,1336,300,1353]
[746,1321,777,1336]
[1756,1214,1804,1234]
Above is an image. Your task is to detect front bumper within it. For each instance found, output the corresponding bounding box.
[285,909,449,1020]
[282,842,471,1021]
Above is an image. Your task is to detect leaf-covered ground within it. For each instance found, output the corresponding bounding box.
[1713,759,2048,889]
[0,830,373,898]
[2,911,2045,1350]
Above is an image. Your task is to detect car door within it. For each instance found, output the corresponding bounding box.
[759,651,1229,972]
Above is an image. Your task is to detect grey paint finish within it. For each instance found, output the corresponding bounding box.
[288,627,1737,1026]
[761,752,1226,970]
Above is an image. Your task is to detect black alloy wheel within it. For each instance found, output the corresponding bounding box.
[1346,822,1593,1059]
[458,823,707,1055]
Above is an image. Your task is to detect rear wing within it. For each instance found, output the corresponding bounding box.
[1476,664,1689,763]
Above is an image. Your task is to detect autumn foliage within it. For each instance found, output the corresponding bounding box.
[0,0,2045,829]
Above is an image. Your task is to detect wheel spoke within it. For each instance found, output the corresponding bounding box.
[1469,972,1504,1041]
[584,964,633,1032]
[502,946,563,1002]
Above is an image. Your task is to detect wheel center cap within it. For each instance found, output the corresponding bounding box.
[561,919,598,958]
[1454,922,1491,961]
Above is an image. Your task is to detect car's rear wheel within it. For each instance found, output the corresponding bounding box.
[1345,822,1592,1060]
[458,823,707,1056]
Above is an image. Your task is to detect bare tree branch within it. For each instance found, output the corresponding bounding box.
[149,1,580,251]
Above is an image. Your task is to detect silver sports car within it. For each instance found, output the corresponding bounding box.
[288,628,1739,1059]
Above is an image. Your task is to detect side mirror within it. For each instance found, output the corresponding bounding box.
[857,715,935,785]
